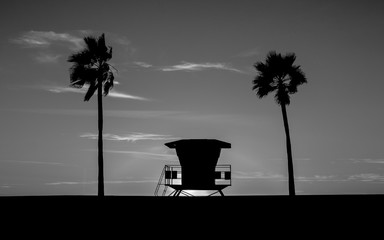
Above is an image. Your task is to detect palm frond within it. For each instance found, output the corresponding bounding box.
[67,49,93,65]
[69,64,85,87]
[84,82,98,101]
[106,47,113,61]
[284,53,296,67]
[252,51,307,105]
[288,66,307,89]
[84,36,98,56]
[97,34,108,57]
[275,88,291,105]
[252,75,277,98]
[103,71,114,96]
[68,33,115,101]
[69,63,98,87]
[252,59,278,98]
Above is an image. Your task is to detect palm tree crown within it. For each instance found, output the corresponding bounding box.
[252,51,306,105]
[68,33,114,101]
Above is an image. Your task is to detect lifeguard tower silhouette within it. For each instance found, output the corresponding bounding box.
[155,139,231,196]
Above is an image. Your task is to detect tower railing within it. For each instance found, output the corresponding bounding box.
[155,164,231,196]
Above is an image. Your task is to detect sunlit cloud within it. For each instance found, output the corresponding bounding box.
[12,30,84,50]
[159,61,244,73]
[80,132,178,142]
[108,91,149,100]
[44,85,150,101]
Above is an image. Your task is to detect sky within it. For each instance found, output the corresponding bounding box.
[1,0,384,196]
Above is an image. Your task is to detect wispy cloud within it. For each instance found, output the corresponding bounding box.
[108,91,149,100]
[83,148,177,161]
[11,109,188,120]
[45,179,157,185]
[35,53,61,63]
[233,171,285,180]
[113,36,136,54]
[348,158,384,164]
[133,61,153,68]
[0,160,64,166]
[233,171,340,183]
[114,36,131,47]
[80,132,178,142]
[237,47,260,58]
[104,150,178,161]
[296,175,336,182]
[131,61,245,73]
[12,30,84,50]
[44,85,150,101]
[45,181,96,185]
[159,61,243,73]
[348,173,384,182]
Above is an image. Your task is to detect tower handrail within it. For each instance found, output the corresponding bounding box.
[154,165,166,196]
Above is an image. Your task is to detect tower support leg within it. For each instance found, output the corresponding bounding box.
[172,190,182,197]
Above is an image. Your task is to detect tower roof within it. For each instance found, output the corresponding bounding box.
[165,139,231,149]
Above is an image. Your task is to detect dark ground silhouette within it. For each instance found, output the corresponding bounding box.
[1,195,382,235]
[2,194,383,215]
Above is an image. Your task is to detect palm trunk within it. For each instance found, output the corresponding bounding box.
[97,78,104,197]
[281,104,295,196]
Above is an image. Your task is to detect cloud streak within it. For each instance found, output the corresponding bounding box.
[13,31,84,50]
[45,85,150,101]
[237,47,260,57]
[348,173,384,182]
[0,160,64,166]
[133,61,153,68]
[159,61,243,73]
[80,132,178,142]
[46,179,157,185]
[233,171,285,180]
[35,53,61,63]
[349,158,384,164]
[84,148,178,161]
[104,150,178,161]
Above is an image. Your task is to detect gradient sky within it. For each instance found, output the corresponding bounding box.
[1,0,384,196]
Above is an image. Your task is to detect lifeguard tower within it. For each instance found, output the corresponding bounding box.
[155,139,231,196]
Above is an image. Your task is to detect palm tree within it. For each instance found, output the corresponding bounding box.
[252,51,307,196]
[68,33,114,197]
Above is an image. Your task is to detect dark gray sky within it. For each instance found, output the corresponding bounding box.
[1,0,384,195]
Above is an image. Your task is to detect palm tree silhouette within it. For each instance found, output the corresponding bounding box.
[68,33,114,197]
[252,51,307,196]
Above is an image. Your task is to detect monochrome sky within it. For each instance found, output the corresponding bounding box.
[1,0,384,195]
